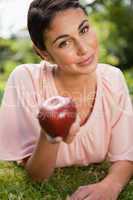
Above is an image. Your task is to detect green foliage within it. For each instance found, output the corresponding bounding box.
[91,0,133,70]
[0,37,41,103]
[0,37,41,77]
[90,12,120,66]
[0,38,14,73]
[124,69,133,96]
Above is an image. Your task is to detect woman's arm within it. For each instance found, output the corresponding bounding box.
[101,160,133,192]
[24,114,80,182]
[24,117,80,182]
[24,131,60,182]
[70,161,133,200]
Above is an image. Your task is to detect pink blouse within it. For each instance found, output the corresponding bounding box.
[0,61,133,167]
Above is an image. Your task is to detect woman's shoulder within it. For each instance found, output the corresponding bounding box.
[6,61,52,82]
[9,62,42,80]
[97,63,120,77]
[97,63,125,93]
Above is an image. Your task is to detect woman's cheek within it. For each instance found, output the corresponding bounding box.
[54,50,77,65]
[64,52,77,64]
[89,29,99,50]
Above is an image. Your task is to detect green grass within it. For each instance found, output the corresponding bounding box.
[0,161,133,200]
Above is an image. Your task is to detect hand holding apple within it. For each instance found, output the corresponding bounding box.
[37,96,78,141]
[64,114,80,143]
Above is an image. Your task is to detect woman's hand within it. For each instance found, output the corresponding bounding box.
[64,115,80,144]
[41,115,80,144]
[70,181,121,200]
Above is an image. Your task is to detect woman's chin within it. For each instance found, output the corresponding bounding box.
[76,60,98,75]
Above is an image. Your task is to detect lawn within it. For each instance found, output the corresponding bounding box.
[0,160,133,200]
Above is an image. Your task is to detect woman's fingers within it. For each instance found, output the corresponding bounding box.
[70,182,119,200]
[70,185,92,200]
[64,115,80,143]
[45,133,63,143]
[41,114,80,144]
[69,115,80,135]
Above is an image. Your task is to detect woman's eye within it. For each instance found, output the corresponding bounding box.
[58,40,70,48]
[80,25,90,34]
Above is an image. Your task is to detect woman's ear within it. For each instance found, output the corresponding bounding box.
[32,44,49,60]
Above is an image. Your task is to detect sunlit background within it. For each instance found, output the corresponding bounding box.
[0,0,32,38]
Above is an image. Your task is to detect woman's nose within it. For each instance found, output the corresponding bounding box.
[76,40,88,56]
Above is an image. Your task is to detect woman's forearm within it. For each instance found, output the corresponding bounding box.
[25,132,60,182]
[101,160,133,193]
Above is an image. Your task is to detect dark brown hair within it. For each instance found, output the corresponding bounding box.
[27,0,87,50]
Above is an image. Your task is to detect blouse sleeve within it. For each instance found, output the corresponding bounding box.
[0,65,41,161]
[107,69,133,162]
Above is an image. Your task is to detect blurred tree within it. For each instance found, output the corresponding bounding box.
[0,37,41,75]
[0,38,14,73]
[91,0,133,70]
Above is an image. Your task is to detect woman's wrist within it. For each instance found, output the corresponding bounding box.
[40,129,62,144]
[100,174,123,195]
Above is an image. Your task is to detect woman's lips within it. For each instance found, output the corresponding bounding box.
[78,54,94,66]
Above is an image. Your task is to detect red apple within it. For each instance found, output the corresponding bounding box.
[37,96,77,138]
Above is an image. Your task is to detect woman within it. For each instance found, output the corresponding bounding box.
[0,0,133,199]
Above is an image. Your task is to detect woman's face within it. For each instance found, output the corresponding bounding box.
[42,8,99,76]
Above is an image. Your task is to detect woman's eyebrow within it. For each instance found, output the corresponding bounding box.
[52,19,88,45]
[78,19,88,30]
[52,34,69,44]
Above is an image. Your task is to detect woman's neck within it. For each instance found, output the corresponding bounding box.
[53,67,97,94]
